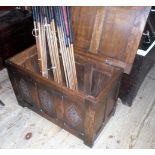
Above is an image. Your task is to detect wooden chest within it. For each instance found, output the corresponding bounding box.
[0,9,35,69]
[5,6,150,147]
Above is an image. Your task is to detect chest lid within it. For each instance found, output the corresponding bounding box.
[70,6,151,74]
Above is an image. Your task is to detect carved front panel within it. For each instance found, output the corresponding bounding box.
[11,68,40,108]
[19,78,33,104]
[38,88,56,117]
[64,98,85,133]
[66,104,82,127]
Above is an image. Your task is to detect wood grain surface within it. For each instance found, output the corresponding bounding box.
[70,6,151,73]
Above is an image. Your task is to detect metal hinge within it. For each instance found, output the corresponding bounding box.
[104,59,113,66]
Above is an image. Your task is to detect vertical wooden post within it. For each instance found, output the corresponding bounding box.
[84,99,96,147]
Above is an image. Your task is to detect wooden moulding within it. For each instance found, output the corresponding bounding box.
[6,45,122,147]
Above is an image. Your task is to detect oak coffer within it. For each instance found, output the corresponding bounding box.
[5,7,150,147]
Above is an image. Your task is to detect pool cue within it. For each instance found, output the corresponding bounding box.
[63,6,78,89]
[43,7,57,81]
[58,6,74,89]
[32,6,48,78]
[36,6,48,78]
[53,7,69,87]
[32,6,42,71]
[66,6,78,89]
[58,7,74,89]
[47,6,62,84]
[60,6,75,89]
[43,6,59,83]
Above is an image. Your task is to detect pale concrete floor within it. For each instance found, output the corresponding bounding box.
[0,66,155,149]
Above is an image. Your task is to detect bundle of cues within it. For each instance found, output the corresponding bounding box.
[32,6,78,90]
